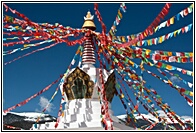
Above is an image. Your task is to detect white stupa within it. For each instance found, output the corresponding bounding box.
[31,11,134,130]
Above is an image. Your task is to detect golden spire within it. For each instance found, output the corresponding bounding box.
[86,11,92,19]
[82,11,96,31]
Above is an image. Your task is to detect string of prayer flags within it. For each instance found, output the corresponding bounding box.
[59,46,82,105]
[118,76,161,124]
[154,4,193,32]
[105,44,190,129]
[155,61,193,76]
[103,41,189,129]
[94,3,107,43]
[140,58,193,103]
[118,76,156,125]
[140,47,193,58]
[142,56,193,101]
[115,3,172,48]
[112,34,139,44]
[3,39,54,56]
[54,104,64,128]
[35,85,60,124]
[113,23,192,46]
[108,50,157,114]
[164,70,193,88]
[4,42,60,65]
[108,3,126,39]
[114,50,191,121]
[97,44,113,130]
[151,54,193,63]
[113,4,193,44]
[140,55,193,77]
[4,36,85,65]
[116,79,137,129]
[3,75,63,113]
[3,3,193,130]
[156,69,193,97]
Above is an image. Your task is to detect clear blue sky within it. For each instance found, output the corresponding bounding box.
[3,2,193,118]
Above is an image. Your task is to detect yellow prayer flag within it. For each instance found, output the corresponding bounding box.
[168,52,172,56]
[191,4,193,8]
[189,53,193,57]
[174,30,178,37]
[146,49,151,55]
[5,15,9,21]
[24,44,28,48]
[122,36,126,42]
[146,89,151,93]
[128,60,134,66]
[190,92,193,96]
[144,32,147,37]
[76,49,80,54]
[61,112,65,117]
[14,26,19,29]
[131,35,135,39]
[166,65,173,70]
[154,26,159,32]
[147,40,150,45]
[168,80,172,84]
[149,62,154,66]
[118,10,123,18]
[159,36,162,43]
[170,17,174,24]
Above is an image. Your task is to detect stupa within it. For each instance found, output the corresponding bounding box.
[31,11,134,130]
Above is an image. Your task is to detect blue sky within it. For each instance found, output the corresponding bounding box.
[3,2,193,118]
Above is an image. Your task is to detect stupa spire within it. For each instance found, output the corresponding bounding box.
[82,11,96,65]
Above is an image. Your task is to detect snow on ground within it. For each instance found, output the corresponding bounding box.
[9,112,49,118]
[3,112,7,116]
[117,110,193,124]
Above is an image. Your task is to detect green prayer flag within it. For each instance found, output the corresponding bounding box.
[187,71,192,76]
[113,58,117,62]
[162,63,167,69]
[185,53,189,57]
[125,58,129,63]
[156,95,161,98]
[184,90,190,95]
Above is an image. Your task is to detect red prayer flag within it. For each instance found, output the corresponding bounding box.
[157,62,162,68]
[181,57,187,63]
[182,69,187,74]
[183,8,189,16]
[166,19,170,27]
[181,27,185,33]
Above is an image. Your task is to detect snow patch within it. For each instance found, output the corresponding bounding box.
[9,112,49,118]
[117,110,193,124]
[3,112,7,116]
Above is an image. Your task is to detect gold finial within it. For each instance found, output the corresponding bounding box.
[86,11,92,19]
[82,11,96,31]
